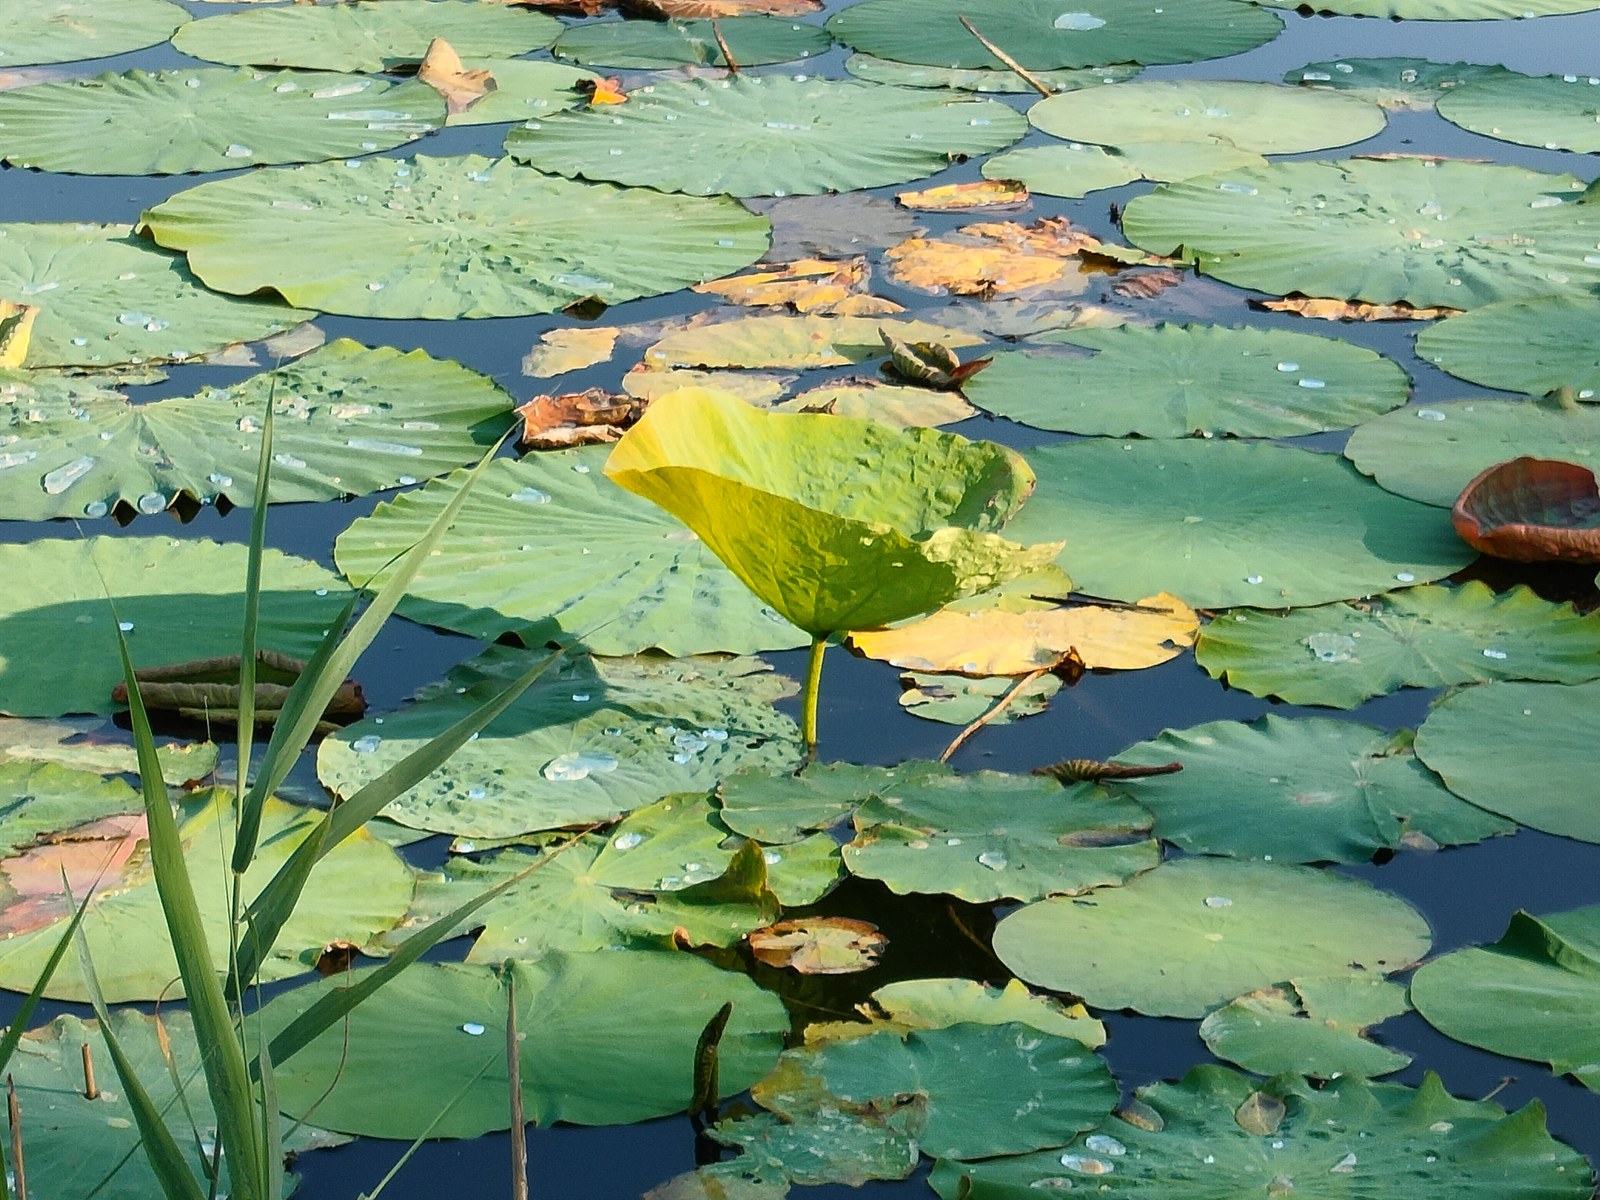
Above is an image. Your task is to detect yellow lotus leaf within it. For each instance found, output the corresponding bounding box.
[521,325,620,377]
[0,300,40,369]
[885,217,1104,297]
[621,366,793,403]
[416,38,496,116]
[850,592,1199,675]
[895,179,1030,212]
[693,257,887,314]
[643,314,982,371]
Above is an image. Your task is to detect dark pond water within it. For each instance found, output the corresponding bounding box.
[3,0,1600,1196]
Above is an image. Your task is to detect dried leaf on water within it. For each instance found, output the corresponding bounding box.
[895,179,1030,211]
[1451,456,1600,563]
[416,37,497,115]
[515,388,646,449]
[748,917,887,974]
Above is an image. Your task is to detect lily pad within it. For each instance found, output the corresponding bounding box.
[1029,80,1386,154]
[993,857,1431,1017]
[551,16,830,68]
[1286,58,1514,110]
[815,977,1106,1049]
[318,646,803,838]
[445,57,597,126]
[932,1067,1594,1199]
[0,222,312,368]
[898,670,1061,724]
[173,0,561,71]
[1410,905,1600,1092]
[1113,716,1512,862]
[605,389,1053,636]
[140,154,770,319]
[844,53,1139,92]
[1415,678,1600,843]
[1416,296,1600,396]
[332,448,809,657]
[0,0,188,67]
[1439,72,1600,153]
[0,717,216,785]
[0,537,349,717]
[1200,972,1413,1079]
[0,790,414,1001]
[1452,457,1600,562]
[1122,159,1600,310]
[507,75,1025,198]
[717,760,955,843]
[0,339,515,521]
[643,314,982,371]
[981,141,1266,199]
[1195,582,1600,708]
[0,68,443,176]
[778,380,976,428]
[263,953,789,1137]
[962,324,1410,437]
[843,774,1158,902]
[826,0,1283,71]
[1344,398,1600,507]
[0,760,141,856]
[1002,439,1473,608]
[707,1100,921,1188]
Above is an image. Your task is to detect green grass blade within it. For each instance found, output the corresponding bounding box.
[230,392,276,872]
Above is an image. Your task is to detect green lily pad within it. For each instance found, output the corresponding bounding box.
[707,1101,921,1188]
[1286,58,1517,110]
[605,389,1054,636]
[1200,972,1413,1079]
[0,68,443,176]
[0,222,313,369]
[1002,439,1473,608]
[1122,159,1600,310]
[1343,398,1600,508]
[0,717,216,785]
[981,141,1266,198]
[717,760,955,843]
[826,0,1283,71]
[898,669,1061,724]
[551,16,830,69]
[332,449,808,657]
[141,154,769,319]
[963,324,1409,437]
[932,1067,1594,1198]
[318,646,801,839]
[263,953,789,1137]
[1415,678,1600,843]
[816,978,1107,1049]
[1416,297,1600,397]
[1410,905,1600,1092]
[1029,80,1386,153]
[993,857,1431,1017]
[507,75,1025,198]
[844,53,1139,92]
[1113,716,1511,863]
[0,0,188,67]
[0,790,414,1002]
[842,774,1159,902]
[762,1023,1118,1161]
[0,537,350,717]
[172,0,560,71]
[1195,582,1600,708]
[445,58,596,127]
[0,760,141,856]
[0,339,514,521]
[1439,72,1600,153]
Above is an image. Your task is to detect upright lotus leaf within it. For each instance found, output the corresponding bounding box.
[810,978,1106,1049]
[0,0,188,66]
[604,389,1053,637]
[318,646,802,838]
[443,58,597,126]
[1113,716,1512,863]
[842,773,1159,902]
[507,76,1025,198]
[1344,398,1600,508]
[0,760,142,857]
[139,155,770,319]
[844,54,1140,92]
[263,953,789,1137]
[931,1067,1594,1199]
[1200,972,1413,1079]
[0,790,414,1001]
[760,1023,1118,1161]
[826,0,1283,71]
[1438,72,1600,152]
[0,223,313,369]
[1452,457,1600,562]
[643,315,982,371]
[1416,297,1600,396]
[993,857,1431,1017]
[0,537,350,717]
[0,69,444,175]
[962,324,1410,438]
[1122,159,1600,310]
[1415,678,1600,842]
[982,141,1266,199]
[551,16,831,68]
[1029,80,1386,154]
[1286,58,1515,110]
[1003,440,1473,608]
[1195,582,1600,708]
[1410,905,1600,1092]
[173,0,561,71]
[717,760,955,843]
[333,449,808,657]
[0,339,515,521]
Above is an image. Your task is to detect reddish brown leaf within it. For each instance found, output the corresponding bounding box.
[1451,456,1600,563]
[516,388,646,449]
[747,917,886,974]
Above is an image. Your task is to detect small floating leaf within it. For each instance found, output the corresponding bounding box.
[1202,972,1413,1079]
[748,917,887,974]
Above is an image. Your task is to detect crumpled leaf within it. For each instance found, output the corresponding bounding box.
[895,179,1029,211]
[522,325,620,377]
[748,917,887,974]
[1451,455,1600,562]
[416,36,496,114]
[693,256,900,315]
[0,299,39,368]
[1252,294,1461,321]
[886,217,1162,298]
[0,813,148,935]
[515,388,645,449]
[878,328,991,389]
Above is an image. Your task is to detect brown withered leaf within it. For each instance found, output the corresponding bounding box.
[884,217,1146,298]
[516,387,646,449]
[895,179,1030,212]
[1252,294,1460,322]
[1110,268,1187,300]
[1451,456,1600,563]
[416,38,496,116]
[693,257,899,315]
[748,917,887,975]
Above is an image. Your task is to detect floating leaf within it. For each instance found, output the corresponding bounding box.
[1452,456,1600,562]
[1202,972,1413,1080]
[748,917,887,974]
[982,141,1266,199]
[1411,905,1600,1092]
[523,326,621,377]
[515,388,642,449]
[1287,58,1517,110]
[780,380,975,428]
[898,670,1061,725]
[1438,71,1600,153]
[507,76,1025,198]
[993,857,1431,1017]
[756,193,924,260]
[885,217,1116,298]
[140,155,769,319]
[644,314,981,371]
[1195,582,1600,708]
[417,37,495,115]
[1416,296,1600,396]
[551,15,829,68]
[896,180,1030,211]
[442,57,597,126]
[0,760,141,857]
[1279,0,1600,24]
[1254,294,1460,321]
[708,1101,920,1189]
[718,760,955,843]
[625,368,794,404]
[0,0,188,67]
[692,257,892,315]
[845,53,1139,92]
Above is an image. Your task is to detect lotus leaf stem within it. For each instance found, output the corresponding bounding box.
[801,636,827,757]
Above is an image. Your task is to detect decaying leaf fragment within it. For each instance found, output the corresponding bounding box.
[878,328,990,390]
[574,75,628,105]
[885,217,1155,298]
[521,325,621,377]
[748,917,887,974]
[0,299,40,369]
[693,257,901,315]
[0,814,148,936]
[1251,294,1459,321]
[895,179,1029,212]
[1451,456,1600,563]
[110,650,365,730]
[416,38,497,116]
[515,388,646,448]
